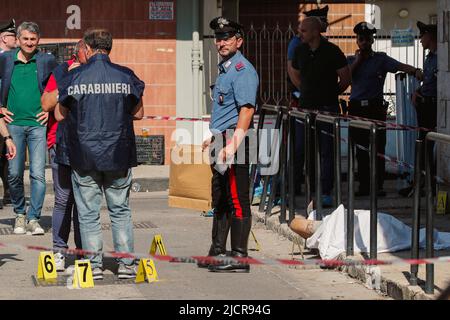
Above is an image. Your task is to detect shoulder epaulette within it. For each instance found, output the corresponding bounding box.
[235,61,246,71]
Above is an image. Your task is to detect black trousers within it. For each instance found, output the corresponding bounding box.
[415,97,437,140]
[415,97,437,178]
[210,134,251,219]
[348,100,387,191]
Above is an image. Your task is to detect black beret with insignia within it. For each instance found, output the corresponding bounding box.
[209,16,244,40]
[304,5,329,20]
[353,21,377,35]
[0,19,16,34]
[303,5,329,32]
[417,21,437,37]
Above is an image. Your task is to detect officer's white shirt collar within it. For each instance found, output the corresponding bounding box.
[218,50,242,73]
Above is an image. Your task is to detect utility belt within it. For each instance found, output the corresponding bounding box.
[349,98,387,109]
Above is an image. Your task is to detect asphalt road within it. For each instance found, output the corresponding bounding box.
[0,191,388,301]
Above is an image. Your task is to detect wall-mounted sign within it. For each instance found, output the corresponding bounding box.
[390,28,415,47]
[66,5,81,30]
[149,1,174,20]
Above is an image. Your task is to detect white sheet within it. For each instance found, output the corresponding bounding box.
[306,205,450,260]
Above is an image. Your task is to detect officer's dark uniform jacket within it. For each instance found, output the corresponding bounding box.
[58,54,145,172]
[416,50,437,141]
[0,49,57,107]
[421,51,437,98]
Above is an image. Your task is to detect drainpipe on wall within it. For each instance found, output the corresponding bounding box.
[192,0,203,118]
[192,31,202,117]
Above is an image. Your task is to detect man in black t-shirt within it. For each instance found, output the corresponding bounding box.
[290,17,351,207]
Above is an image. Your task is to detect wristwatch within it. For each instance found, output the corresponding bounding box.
[3,135,12,142]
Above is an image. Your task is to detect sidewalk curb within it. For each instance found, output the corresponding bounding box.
[251,206,435,300]
[252,207,306,247]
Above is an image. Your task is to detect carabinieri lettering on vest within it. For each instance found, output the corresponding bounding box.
[67,83,131,95]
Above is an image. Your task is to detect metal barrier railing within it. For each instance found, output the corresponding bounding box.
[347,120,379,259]
[289,110,312,214]
[252,104,449,295]
[424,132,450,294]
[249,108,266,204]
[315,114,343,218]
[279,105,290,224]
[410,139,423,286]
[256,105,283,223]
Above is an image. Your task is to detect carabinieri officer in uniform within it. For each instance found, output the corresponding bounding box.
[414,21,438,141]
[347,22,419,197]
[408,21,438,195]
[199,17,259,273]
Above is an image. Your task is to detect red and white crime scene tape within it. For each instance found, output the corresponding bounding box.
[0,112,438,268]
[143,111,450,186]
[142,115,209,122]
[142,108,431,132]
[141,115,273,125]
[312,124,450,186]
[1,241,449,268]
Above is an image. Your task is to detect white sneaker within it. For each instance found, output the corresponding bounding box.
[54,252,65,272]
[92,267,104,280]
[65,265,75,276]
[13,214,26,234]
[26,220,44,235]
[118,263,138,279]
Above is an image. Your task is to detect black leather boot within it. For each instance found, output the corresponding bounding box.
[197,211,230,268]
[208,217,251,273]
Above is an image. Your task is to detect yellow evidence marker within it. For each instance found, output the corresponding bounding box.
[37,251,57,280]
[250,230,261,251]
[149,234,167,255]
[72,260,94,288]
[135,258,158,283]
[437,191,448,215]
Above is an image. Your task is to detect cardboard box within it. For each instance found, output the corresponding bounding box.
[168,144,212,212]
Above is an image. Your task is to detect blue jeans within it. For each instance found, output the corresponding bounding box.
[71,168,134,268]
[7,125,46,220]
[49,147,82,250]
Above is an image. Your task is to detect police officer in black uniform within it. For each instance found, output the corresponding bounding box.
[413,22,437,142]
[401,21,438,196]
[287,6,329,196]
[348,22,419,196]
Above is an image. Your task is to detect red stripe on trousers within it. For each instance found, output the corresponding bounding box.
[228,165,243,219]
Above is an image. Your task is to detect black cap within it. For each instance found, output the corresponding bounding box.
[0,19,15,34]
[353,21,377,35]
[417,21,437,37]
[209,17,243,40]
[303,5,329,32]
[304,5,329,20]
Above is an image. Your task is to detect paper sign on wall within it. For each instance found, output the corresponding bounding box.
[391,28,415,47]
[150,1,174,20]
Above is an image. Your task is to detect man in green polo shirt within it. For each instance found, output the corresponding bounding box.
[0,21,57,235]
